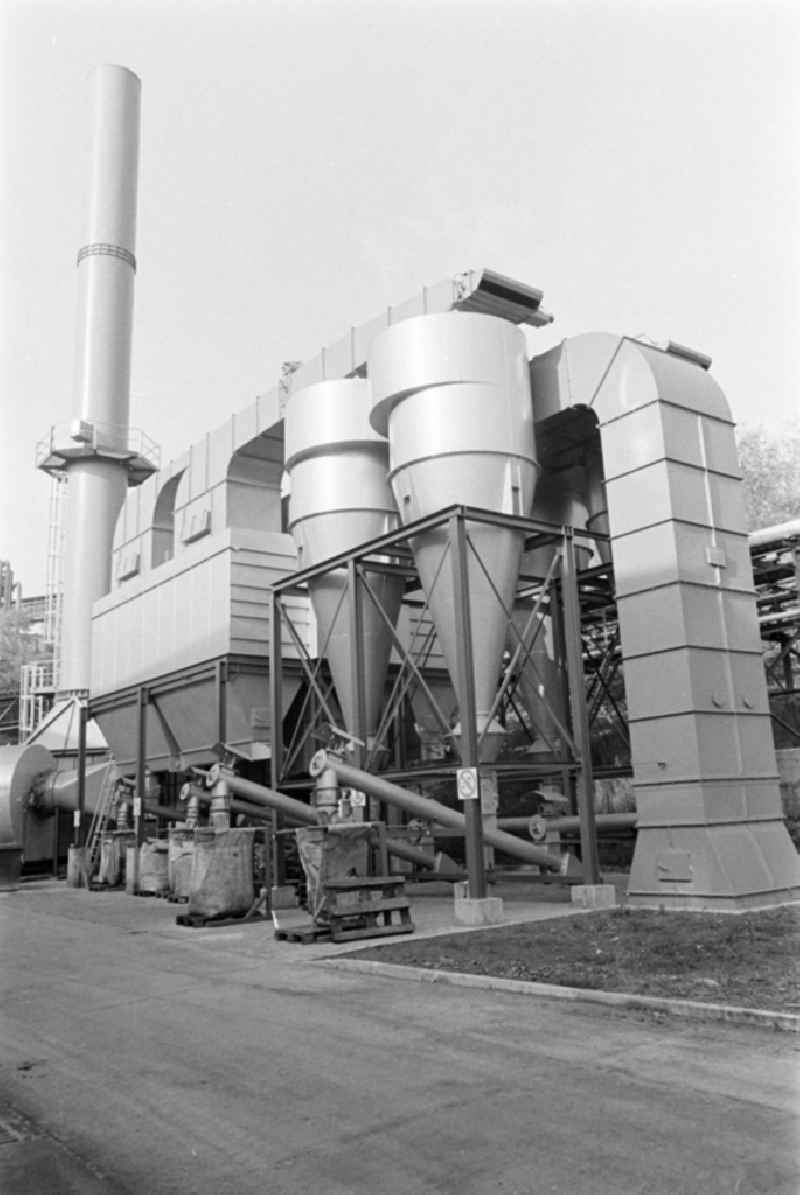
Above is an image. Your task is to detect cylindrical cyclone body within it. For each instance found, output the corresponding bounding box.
[285,379,403,738]
[369,313,539,738]
[60,65,141,694]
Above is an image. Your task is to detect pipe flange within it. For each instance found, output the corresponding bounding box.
[309,751,327,778]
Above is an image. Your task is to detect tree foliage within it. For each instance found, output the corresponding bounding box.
[736,420,800,531]
[0,609,44,692]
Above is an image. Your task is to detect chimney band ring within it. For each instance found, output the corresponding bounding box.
[77,242,136,272]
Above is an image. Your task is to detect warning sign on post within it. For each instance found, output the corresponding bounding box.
[456,766,479,801]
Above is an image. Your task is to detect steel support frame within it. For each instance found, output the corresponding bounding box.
[583,628,630,751]
[268,504,605,890]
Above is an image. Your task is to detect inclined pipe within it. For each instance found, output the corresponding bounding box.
[224,773,453,874]
[145,797,277,824]
[310,752,569,873]
[748,518,800,548]
[497,813,636,832]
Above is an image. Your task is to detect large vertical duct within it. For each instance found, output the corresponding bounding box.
[369,313,539,757]
[43,66,152,696]
[530,332,800,909]
[284,380,404,745]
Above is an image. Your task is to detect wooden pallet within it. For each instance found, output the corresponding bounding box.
[324,876,414,942]
[176,908,267,929]
[273,922,332,945]
[176,890,268,928]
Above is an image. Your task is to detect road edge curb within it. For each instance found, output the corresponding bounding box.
[319,957,799,1033]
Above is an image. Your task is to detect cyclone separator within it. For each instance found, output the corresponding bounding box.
[369,312,540,762]
[284,379,403,752]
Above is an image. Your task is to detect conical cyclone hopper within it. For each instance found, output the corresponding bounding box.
[284,379,403,742]
[369,313,539,756]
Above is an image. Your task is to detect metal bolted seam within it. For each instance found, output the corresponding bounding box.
[77,242,136,270]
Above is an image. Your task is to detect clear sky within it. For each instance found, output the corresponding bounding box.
[1,0,798,595]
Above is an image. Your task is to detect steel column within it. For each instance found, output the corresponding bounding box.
[76,700,88,849]
[347,560,367,768]
[135,685,148,849]
[269,589,285,884]
[560,530,601,884]
[216,658,228,747]
[269,589,284,782]
[448,513,486,899]
[549,574,576,815]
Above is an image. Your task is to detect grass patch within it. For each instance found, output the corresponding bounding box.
[355,906,800,1011]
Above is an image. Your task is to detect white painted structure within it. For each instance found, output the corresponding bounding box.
[38,66,157,695]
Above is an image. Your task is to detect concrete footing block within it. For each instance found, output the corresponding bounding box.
[453,884,504,926]
[125,846,138,895]
[0,843,22,892]
[66,846,87,889]
[571,883,617,910]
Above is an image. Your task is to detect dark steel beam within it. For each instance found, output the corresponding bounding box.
[448,512,486,899]
[348,561,367,769]
[135,686,148,851]
[76,699,88,851]
[560,530,601,884]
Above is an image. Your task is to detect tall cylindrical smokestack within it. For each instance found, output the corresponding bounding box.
[72,64,140,443]
[39,65,155,696]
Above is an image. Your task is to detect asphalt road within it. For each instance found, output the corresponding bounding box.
[1,884,797,1194]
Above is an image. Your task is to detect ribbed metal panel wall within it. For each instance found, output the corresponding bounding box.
[530,332,800,909]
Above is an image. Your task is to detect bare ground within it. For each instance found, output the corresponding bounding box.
[355,905,800,1011]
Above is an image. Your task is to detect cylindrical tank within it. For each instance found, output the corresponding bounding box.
[284,378,403,742]
[369,312,539,752]
[59,65,141,694]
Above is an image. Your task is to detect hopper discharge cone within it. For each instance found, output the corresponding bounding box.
[369,313,539,761]
[285,380,403,745]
